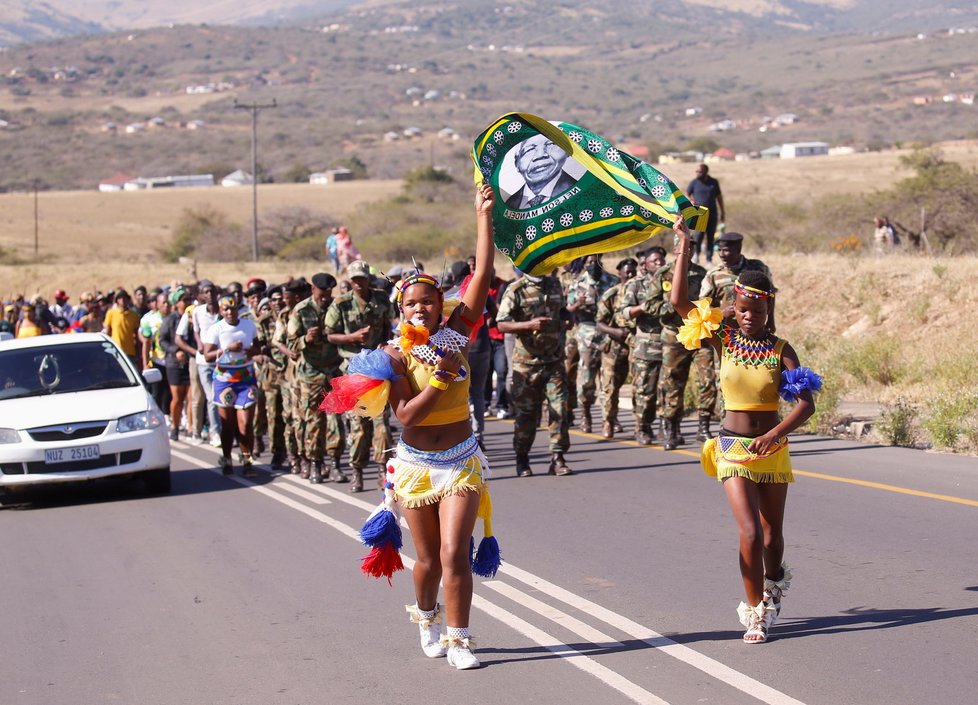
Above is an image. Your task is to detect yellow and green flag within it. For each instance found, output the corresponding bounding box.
[472,112,707,276]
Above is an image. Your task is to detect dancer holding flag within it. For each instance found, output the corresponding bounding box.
[322,185,498,671]
[669,216,822,645]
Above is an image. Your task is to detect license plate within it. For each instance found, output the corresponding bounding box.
[44,445,100,464]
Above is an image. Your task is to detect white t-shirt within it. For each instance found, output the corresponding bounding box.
[205,318,257,379]
[193,305,220,365]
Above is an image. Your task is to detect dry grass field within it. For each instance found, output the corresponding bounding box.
[0,180,401,263]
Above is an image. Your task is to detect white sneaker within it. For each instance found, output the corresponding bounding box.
[209,433,222,448]
[496,409,509,419]
[406,604,446,658]
[446,638,481,670]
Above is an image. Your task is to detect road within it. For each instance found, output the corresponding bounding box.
[1,415,975,705]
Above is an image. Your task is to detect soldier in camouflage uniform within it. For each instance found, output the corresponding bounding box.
[496,272,573,477]
[325,260,397,493]
[699,230,774,441]
[618,247,667,445]
[595,257,637,439]
[567,255,619,434]
[275,280,306,475]
[287,273,348,485]
[650,245,716,450]
[255,287,287,469]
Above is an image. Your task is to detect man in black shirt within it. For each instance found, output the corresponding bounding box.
[686,163,725,265]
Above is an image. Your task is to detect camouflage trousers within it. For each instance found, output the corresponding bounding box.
[296,377,346,462]
[281,374,299,458]
[630,357,662,432]
[659,328,717,420]
[575,324,604,408]
[600,342,630,424]
[262,370,286,457]
[252,385,267,439]
[348,411,393,470]
[511,361,570,455]
[564,333,579,411]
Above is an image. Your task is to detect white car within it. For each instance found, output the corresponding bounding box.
[0,333,171,499]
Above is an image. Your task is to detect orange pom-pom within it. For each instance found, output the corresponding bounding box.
[398,322,429,351]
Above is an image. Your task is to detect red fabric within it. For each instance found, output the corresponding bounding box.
[360,543,404,585]
[320,374,383,413]
[487,276,506,340]
[458,274,485,342]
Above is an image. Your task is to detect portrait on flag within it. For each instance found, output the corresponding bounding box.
[473,112,708,276]
[501,134,585,210]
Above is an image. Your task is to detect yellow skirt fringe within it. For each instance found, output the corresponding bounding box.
[701,435,794,484]
[391,436,489,509]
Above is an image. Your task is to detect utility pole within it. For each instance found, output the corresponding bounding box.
[33,179,39,256]
[233,99,277,261]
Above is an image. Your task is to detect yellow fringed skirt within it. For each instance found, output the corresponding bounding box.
[391,435,489,508]
[701,434,793,484]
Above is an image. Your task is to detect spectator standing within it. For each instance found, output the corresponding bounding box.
[192,281,222,445]
[686,164,725,265]
[159,288,192,440]
[16,304,44,338]
[50,290,73,320]
[595,258,638,438]
[485,270,510,418]
[873,215,897,254]
[1,304,16,335]
[325,227,340,272]
[102,289,141,367]
[335,226,361,272]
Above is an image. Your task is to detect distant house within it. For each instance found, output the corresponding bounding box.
[438,127,460,140]
[961,93,975,105]
[403,126,423,138]
[658,150,702,165]
[708,119,736,132]
[780,142,829,159]
[221,170,253,187]
[186,120,206,130]
[125,123,145,134]
[148,116,166,128]
[124,174,214,190]
[309,168,353,185]
[912,96,933,106]
[383,131,400,142]
[98,172,136,192]
[759,145,782,159]
[101,122,117,133]
[684,107,702,117]
[774,113,799,125]
[712,147,736,160]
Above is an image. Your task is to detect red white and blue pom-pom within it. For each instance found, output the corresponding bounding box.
[779,367,823,402]
[358,463,404,585]
[321,349,398,415]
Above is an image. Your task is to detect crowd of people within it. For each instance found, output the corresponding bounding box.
[2,180,818,651]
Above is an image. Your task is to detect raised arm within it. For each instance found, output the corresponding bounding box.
[457,184,496,321]
[668,216,697,319]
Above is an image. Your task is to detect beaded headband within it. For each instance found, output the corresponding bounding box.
[217,294,237,308]
[396,272,440,305]
[734,279,775,300]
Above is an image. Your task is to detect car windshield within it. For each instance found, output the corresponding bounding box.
[0,340,139,400]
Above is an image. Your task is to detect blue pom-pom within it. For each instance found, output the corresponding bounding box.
[359,506,402,550]
[348,349,397,381]
[471,536,502,578]
[779,366,824,402]
[468,536,475,566]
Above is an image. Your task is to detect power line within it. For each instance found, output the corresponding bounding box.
[233,99,277,261]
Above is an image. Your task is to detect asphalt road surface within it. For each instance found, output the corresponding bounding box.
[2,415,975,705]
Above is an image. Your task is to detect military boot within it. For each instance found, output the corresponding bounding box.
[696,414,712,443]
[298,458,311,480]
[330,455,349,483]
[602,420,614,439]
[350,467,364,493]
[310,461,325,484]
[548,452,574,476]
[635,426,652,446]
[655,418,667,443]
[663,418,686,451]
[581,404,593,434]
[516,453,533,478]
[288,455,302,475]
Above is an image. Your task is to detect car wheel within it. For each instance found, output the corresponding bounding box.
[142,467,171,494]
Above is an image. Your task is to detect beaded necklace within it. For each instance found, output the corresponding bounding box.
[722,325,780,367]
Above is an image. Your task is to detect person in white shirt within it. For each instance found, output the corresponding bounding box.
[203,294,259,477]
[193,280,222,445]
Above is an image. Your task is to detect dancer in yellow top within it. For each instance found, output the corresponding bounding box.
[669,216,821,644]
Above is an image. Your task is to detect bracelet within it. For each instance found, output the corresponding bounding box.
[434,369,458,380]
[428,376,449,391]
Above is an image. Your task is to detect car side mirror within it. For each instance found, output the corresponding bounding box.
[142,368,163,385]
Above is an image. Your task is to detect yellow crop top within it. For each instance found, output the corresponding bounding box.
[402,353,471,425]
[718,324,786,412]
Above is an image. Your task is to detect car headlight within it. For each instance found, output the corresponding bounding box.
[0,428,20,444]
[117,410,165,433]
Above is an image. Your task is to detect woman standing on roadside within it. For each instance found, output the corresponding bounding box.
[669,216,821,644]
[159,288,192,441]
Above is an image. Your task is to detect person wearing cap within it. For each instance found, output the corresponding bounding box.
[285,274,344,483]
[1,304,17,336]
[50,289,74,321]
[325,260,397,492]
[103,289,141,367]
[258,287,289,468]
[160,287,193,440]
[274,279,308,473]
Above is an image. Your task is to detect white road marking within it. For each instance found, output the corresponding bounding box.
[275,482,331,504]
[170,446,808,705]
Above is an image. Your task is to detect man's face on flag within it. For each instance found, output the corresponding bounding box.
[515,134,569,191]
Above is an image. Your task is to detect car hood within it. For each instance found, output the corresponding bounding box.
[0,386,151,430]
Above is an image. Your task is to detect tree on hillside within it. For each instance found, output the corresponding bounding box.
[880,150,978,253]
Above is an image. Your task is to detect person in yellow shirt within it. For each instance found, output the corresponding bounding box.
[102,289,141,368]
[15,304,44,338]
